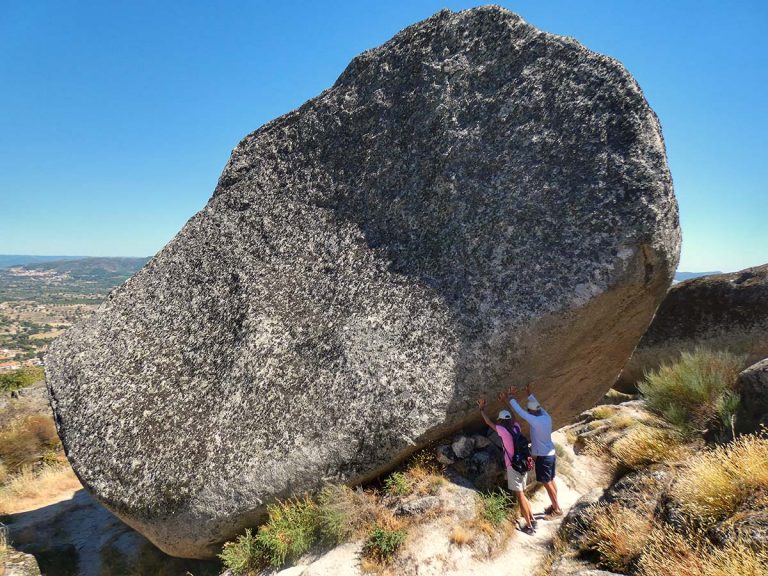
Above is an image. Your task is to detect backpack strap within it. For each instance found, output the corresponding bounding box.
[498,425,516,466]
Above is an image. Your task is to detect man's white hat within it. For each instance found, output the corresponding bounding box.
[498,410,512,420]
[527,398,541,411]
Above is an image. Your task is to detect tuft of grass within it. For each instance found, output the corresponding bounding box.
[637,528,768,576]
[383,471,411,496]
[255,496,320,567]
[582,503,652,572]
[638,348,744,437]
[670,434,768,524]
[476,490,514,526]
[0,464,81,515]
[362,518,407,564]
[608,413,636,430]
[218,529,262,576]
[603,388,637,404]
[316,484,385,544]
[0,414,61,471]
[590,405,618,420]
[219,496,323,572]
[449,524,474,546]
[609,424,683,471]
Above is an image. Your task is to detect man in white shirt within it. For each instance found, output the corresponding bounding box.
[504,382,563,517]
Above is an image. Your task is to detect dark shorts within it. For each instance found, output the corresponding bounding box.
[535,455,557,483]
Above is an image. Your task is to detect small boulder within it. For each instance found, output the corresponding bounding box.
[396,495,440,516]
[472,434,492,449]
[711,509,768,551]
[435,445,456,465]
[451,435,475,460]
[735,358,768,433]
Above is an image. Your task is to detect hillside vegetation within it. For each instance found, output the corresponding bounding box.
[547,348,768,576]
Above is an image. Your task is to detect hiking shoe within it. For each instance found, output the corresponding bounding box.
[544,505,563,517]
[520,524,536,535]
[531,519,539,530]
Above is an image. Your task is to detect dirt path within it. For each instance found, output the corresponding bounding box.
[273,429,610,576]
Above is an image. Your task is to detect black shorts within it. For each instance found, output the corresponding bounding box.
[535,455,556,482]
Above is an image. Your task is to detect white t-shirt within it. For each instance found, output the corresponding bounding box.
[509,394,556,457]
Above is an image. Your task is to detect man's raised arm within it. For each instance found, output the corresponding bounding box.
[504,387,534,423]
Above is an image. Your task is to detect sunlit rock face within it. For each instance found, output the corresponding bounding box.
[617,264,768,391]
[46,6,679,558]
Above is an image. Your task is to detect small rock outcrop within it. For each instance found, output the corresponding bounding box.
[616,264,768,391]
[45,6,679,558]
[736,357,768,433]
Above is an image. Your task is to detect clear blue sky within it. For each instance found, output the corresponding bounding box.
[1,1,765,272]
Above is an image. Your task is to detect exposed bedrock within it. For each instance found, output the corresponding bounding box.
[46,6,680,558]
[616,264,768,391]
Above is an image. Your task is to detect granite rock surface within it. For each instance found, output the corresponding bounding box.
[46,6,679,558]
[616,264,768,391]
[736,357,768,433]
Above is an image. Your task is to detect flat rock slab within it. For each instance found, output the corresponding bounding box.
[46,6,679,558]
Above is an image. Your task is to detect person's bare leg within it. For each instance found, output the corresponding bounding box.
[543,481,562,514]
[516,491,534,528]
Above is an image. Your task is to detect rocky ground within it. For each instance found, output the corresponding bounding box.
[224,426,611,576]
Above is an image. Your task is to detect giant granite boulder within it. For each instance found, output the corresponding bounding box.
[46,6,680,558]
[616,264,768,391]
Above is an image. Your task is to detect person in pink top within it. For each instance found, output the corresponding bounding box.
[477,397,536,534]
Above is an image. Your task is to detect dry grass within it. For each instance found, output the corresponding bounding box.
[671,434,768,523]
[317,484,391,543]
[637,528,768,576]
[608,414,636,430]
[0,464,81,514]
[609,424,683,470]
[0,414,61,471]
[603,388,636,404]
[532,530,572,576]
[590,405,618,420]
[449,524,474,546]
[582,503,652,572]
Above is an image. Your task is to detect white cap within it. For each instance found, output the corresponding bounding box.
[498,410,512,420]
[527,398,541,411]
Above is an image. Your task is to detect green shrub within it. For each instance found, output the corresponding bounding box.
[255,497,320,567]
[384,471,411,496]
[0,367,44,392]
[638,349,744,437]
[219,496,322,571]
[362,524,407,563]
[219,529,263,575]
[477,490,514,526]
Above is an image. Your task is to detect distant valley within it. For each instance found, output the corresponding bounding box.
[0,256,148,369]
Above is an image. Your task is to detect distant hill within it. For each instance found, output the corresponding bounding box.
[674,271,721,282]
[20,257,150,279]
[0,255,84,269]
[0,257,150,302]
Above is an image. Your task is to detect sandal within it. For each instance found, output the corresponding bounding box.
[544,505,563,516]
[520,524,536,535]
